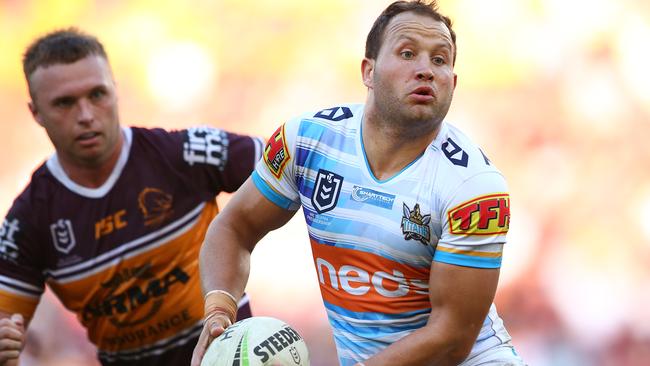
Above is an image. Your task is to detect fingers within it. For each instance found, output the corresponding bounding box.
[190,326,211,366]
[0,319,24,343]
[207,313,230,338]
[0,349,21,365]
[191,314,231,366]
[0,314,25,365]
[8,315,23,330]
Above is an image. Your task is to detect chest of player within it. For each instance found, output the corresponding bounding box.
[297,166,440,260]
[40,169,205,270]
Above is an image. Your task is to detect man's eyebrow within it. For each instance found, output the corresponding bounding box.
[394,34,453,48]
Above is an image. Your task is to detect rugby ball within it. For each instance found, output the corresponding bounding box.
[201,316,310,366]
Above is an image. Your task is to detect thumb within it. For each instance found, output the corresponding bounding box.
[209,320,224,337]
[10,313,24,327]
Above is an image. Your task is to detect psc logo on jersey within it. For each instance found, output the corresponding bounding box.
[263,125,291,179]
[447,193,510,236]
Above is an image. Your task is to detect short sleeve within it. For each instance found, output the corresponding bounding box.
[0,200,46,318]
[434,172,510,269]
[140,127,264,196]
[252,118,302,211]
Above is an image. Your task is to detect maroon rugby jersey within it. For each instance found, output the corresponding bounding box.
[0,126,263,364]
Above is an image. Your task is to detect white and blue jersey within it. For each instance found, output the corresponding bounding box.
[253,104,514,365]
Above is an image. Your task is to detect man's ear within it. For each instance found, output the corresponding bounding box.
[361,58,375,89]
[453,73,458,89]
[28,100,44,126]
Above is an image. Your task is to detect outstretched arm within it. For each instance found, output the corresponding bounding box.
[359,262,499,366]
[191,177,296,365]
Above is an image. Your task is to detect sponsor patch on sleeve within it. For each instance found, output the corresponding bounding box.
[263,125,291,179]
[447,193,510,236]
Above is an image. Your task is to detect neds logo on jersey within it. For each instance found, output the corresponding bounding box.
[263,125,290,179]
[448,193,510,236]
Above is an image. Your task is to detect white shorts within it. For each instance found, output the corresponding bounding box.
[458,343,526,366]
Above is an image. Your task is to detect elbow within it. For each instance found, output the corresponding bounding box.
[446,347,473,365]
[443,335,476,365]
[421,326,475,366]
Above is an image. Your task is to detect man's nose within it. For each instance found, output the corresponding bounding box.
[416,68,434,81]
[77,99,94,124]
[416,57,434,81]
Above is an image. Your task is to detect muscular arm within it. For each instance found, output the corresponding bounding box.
[362,262,499,366]
[0,311,27,366]
[192,177,296,365]
[199,177,297,300]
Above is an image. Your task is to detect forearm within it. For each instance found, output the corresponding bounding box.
[361,318,473,366]
[198,217,257,302]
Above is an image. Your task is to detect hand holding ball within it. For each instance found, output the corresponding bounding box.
[201,316,310,366]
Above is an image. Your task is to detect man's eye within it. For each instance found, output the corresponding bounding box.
[90,89,106,100]
[54,98,74,108]
[432,56,446,65]
[401,50,414,59]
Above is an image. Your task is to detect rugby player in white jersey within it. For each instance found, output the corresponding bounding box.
[192,1,525,365]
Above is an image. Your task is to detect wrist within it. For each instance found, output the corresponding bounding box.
[204,289,238,325]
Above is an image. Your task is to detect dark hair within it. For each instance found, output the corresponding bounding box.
[365,0,456,65]
[23,27,108,82]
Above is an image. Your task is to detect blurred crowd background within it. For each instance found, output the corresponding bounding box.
[1,0,649,365]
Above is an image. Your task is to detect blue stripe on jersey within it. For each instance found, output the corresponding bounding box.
[433,250,502,268]
[329,317,426,339]
[295,147,329,172]
[324,301,430,324]
[298,120,357,155]
[252,172,298,210]
[295,146,358,175]
[308,230,431,266]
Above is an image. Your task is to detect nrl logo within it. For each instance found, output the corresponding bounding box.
[311,169,344,214]
[401,203,431,245]
[50,219,76,254]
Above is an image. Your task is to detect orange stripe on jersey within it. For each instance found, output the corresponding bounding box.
[46,202,218,352]
[0,288,39,318]
[311,240,431,314]
[435,246,502,258]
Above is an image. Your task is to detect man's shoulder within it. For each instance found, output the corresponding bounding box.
[433,122,503,180]
[12,162,55,209]
[3,162,55,240]
[291,103,364,125]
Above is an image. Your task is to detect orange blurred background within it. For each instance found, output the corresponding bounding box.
[1,0,650,365]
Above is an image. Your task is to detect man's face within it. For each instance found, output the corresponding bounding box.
[363,11,457,130]
[28,55,120,168]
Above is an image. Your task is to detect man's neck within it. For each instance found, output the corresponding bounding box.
[58,133,124,189]
[362,107,440,181]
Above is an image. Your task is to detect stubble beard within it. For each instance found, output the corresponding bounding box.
[373,90,449,141]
